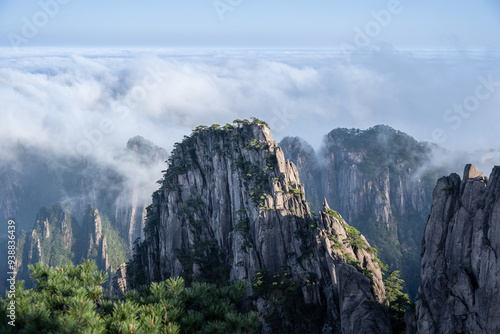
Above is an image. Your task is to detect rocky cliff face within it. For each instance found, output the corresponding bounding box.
[131,122,391,333]
[278,137,322,209]
[14,204,128,289]
[409,164,500,334]
[14,204,77,286]
[112,263,128,296]
[83,208,110,272]
[281,125,439,298]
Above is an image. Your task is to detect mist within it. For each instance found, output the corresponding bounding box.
[1,48,499,219]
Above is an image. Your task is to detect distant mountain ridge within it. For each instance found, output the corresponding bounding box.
[280,125,499,300]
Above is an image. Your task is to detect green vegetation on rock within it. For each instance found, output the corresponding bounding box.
[326,208,342,221]
[281,125,440,299]
[384,270,411,333]
[251,267,325,332]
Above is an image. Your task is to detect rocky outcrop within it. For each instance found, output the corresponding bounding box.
[132,122,391,333]
[28,230,42,265]
[14,205,76,287]
[112,263,128,296]
[84,208,110,271]
[14,204,128,289]
[410,164,500,333]
[114,192,148,252]
[281,125,439,298]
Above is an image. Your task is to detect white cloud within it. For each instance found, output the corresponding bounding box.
[0,48,498,182]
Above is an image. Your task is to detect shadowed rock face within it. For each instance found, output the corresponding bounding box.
[409,164,500,334]
[279,137,322,209]
[132,123,391,333]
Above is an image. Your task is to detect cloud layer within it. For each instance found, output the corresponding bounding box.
[1,48,499,187]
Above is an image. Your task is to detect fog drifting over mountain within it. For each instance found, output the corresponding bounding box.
[1,48,499,179]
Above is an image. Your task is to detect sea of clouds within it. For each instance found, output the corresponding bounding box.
[0,47,499,207]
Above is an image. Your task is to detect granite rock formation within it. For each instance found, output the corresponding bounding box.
[14,204,127,289]
[130,122,391,333]
[409,164,500,333]
[281,126,440,298]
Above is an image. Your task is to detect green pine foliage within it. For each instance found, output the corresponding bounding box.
[345,225,367,250]
[327,233,343,249]
[0,261,259,334]
[249,117,269,127]
[384,270,411,333]
[288,184,305,195]
[326,208,342,221]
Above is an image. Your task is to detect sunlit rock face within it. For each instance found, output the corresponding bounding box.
[132,122,391,333]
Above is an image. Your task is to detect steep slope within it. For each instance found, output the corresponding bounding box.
[130,121,391,333]
[281,125,439,298]
[14,204,128,289]
[408,164,500,333]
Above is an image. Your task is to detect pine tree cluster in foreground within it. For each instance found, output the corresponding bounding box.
[0,260,259,333]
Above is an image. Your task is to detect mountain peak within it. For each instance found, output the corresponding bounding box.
[463,163,485,180]
[322,198,330,211]
[130,120,391,333]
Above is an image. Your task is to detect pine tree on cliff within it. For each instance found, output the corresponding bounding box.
[0,260,259,333]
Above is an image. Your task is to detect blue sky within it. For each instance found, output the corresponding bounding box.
[0,0,499,49]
